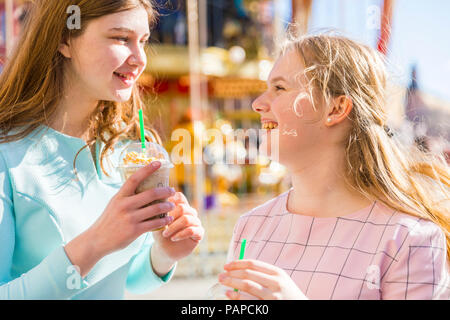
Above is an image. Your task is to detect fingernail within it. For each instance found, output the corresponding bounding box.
[151,161,161,168]
[162,202,174,211]
[171,236,180,241]
[162,229,170,237]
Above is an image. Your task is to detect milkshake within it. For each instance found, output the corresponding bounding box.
[118,142,174,230]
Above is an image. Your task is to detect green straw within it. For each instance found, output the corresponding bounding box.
[234,238,247,292]
[138,109,146,153]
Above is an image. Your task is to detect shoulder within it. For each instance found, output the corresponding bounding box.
[0,134,33,166]
[397,213,446,252]
[378,204,449,299]
[0,125,51,150]
[0,126,60,167]
[374,202,447,260]
[387,204,444,243]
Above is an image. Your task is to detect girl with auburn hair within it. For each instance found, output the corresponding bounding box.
[219,33,449,300]
[0,0,203,299]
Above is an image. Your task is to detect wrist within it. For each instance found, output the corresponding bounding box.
[150,242,176,277]
[83,226,110,258]
[64,228,105,278]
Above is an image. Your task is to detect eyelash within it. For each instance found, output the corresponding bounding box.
[274,85,285,91]
[113,37,149,46]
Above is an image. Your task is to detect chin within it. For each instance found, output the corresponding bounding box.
[109,90,133,103]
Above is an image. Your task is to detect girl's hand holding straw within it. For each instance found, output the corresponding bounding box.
[219,258,308,300]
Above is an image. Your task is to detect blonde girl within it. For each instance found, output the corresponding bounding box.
[219,33,449,300]
[0,0,203,299]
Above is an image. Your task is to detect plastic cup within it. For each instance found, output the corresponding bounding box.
[206,283,230,300]
[118,142,174,231]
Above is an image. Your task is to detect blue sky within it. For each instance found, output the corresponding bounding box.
[305,0,450,102]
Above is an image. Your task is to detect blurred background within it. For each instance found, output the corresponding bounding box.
[1,0,449,299]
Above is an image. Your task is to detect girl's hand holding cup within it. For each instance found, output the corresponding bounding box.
[64,161,176,277]
[151,192,204,275]
[218,259,308,300]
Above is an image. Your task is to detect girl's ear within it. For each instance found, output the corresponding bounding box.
[58,40,72,58]
[325,95,353,126]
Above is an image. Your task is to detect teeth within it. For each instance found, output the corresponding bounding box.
[115,72,131,80]
[262,122,278,129]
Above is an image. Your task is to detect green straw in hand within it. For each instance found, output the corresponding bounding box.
[234,238,247,292]
[138,109,146,154]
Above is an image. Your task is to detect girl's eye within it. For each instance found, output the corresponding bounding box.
[113,37,149,47]
[274,85,285,91]
[113,37,129,43]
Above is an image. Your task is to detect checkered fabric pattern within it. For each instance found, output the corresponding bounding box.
[227,191,450,300]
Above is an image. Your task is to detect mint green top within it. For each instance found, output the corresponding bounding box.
[0,126,175,299]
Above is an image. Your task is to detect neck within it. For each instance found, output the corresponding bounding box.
[286,145,372,218]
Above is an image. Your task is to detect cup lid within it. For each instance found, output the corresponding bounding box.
[118,141,173,168]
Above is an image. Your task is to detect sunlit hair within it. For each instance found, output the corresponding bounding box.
[279,31,450,260]
[0,0,161,177]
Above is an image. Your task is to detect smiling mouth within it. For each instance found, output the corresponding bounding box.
[262,121,278,130]
[113,72,134,81]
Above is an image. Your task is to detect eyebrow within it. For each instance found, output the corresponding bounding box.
[108,27,150,37]
[269,76,287,84]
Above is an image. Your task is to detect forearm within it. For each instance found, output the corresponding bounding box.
[0,246,87,300]
[150,242,176,277]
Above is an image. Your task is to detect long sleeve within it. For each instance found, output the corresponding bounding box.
[381,220,450,300]
[0,152,15,287]
[125,233,176,295]
[0,152,88,299]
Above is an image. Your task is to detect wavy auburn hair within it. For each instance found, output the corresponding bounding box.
[280,32,450,260]
[0,0,161,177]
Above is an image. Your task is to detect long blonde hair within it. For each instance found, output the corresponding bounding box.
[281,33,450,260]
[0,0,161,177]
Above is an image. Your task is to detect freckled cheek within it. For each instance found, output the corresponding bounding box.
[89,46,131,74]
[271,99,301,128]
[103,47,131,68]
[293,96,322,122]
[72,48,116,79]
[273,99,320,144]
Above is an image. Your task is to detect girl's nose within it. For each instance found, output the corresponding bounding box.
[252,94,270,114]
[128,45,147,68]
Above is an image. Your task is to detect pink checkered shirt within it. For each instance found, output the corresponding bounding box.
[227,191,450,300]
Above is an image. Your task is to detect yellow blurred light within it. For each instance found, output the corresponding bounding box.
[229,46,246,64]
[258,60,273,81]
[220,123,233,135]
